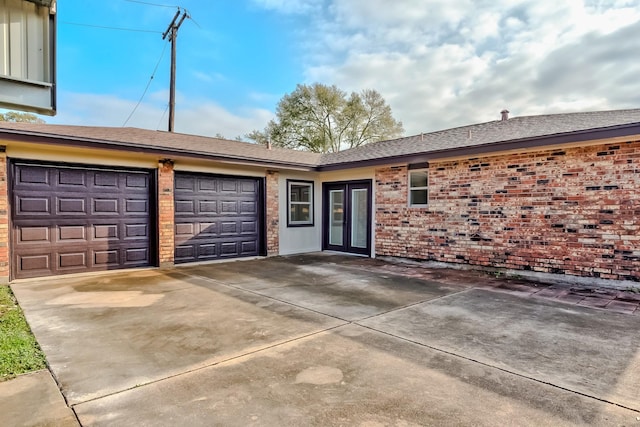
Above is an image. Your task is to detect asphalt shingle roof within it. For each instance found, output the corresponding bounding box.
[320,108,640,166]
[1,108,639,170]
[0,123,322,168]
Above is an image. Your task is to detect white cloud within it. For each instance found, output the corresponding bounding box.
[259,0,640,134]
[250,0,321,15]
[51,91,273,140]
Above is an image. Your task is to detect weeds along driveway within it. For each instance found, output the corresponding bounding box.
[11,253,640,426]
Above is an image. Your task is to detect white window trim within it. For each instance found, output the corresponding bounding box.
[287,180,314,226]
[408,169,429,207]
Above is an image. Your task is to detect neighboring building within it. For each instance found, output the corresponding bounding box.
[0,108,639,285]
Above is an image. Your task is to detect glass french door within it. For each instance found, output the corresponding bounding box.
[323,180,372,256]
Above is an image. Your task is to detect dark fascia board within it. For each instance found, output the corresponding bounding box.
[0,129,318,171]
[316,122,640,171]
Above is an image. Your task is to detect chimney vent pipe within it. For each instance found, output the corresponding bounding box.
[500,109,509,121]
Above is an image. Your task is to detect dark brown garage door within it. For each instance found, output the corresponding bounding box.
[11,162,154,279]
[174,172,263,263]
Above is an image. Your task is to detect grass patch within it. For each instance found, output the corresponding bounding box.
[0,285,47,381]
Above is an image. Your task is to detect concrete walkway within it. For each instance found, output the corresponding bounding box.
[0,369,78,426]
[6,253,640,426]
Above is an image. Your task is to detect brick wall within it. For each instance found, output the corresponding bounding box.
[158,160,175,267]
[265,171,279,256]
[375,140,640,281]
[0,152,8,282]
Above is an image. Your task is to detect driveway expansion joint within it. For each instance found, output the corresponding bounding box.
[68,323,349,408]
[353,322,640,414]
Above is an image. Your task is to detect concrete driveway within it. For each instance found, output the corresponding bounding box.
[10,253,640,426]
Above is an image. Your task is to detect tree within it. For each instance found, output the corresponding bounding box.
[0,111,45,123]
[247,83,403,153]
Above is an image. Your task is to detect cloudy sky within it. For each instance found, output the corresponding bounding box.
[40,0,640,138]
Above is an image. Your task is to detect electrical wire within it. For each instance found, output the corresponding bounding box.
[124,0,179,8]
[60,21,162,33]
[122,41,170,127]
[156,103,170,130]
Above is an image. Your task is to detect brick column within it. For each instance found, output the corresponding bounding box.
[158,160,175,268]
[265,170,279,256]
[0,149,8,282]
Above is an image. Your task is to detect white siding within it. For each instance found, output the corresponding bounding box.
[0,0,49,81]
[278,173,323,255]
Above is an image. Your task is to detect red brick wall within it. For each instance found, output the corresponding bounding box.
[266,171,279,256]
[0,152,8,282]
[158,160,175,267]
[375,140,640,281]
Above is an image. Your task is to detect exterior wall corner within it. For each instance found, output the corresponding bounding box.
[158,160,175,267]
[266,170,280,256]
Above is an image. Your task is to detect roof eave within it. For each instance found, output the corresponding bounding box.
[0,129,318,171]
[317,122,640,171]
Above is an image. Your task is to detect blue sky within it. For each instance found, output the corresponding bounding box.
[34,0,640,138]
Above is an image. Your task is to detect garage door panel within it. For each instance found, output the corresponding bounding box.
[220,221,238,234]
[175,223,194,237]
[125,174,148,189]
[124,248,149,264]
[17,166,50,185]
[220,241,238,256]
[240,201,256,214]
[220,180,238,192]
[57,198,87,214]
[94,224,118,240]
[241,221,257,234]
[59,225,86,242]
[240,180,257,193]
[198,200,216,213]
[17,196,50,214]
[198,180,217,192]
[199,222,216,235]
[175,200,195,214]
[59,252,87,269]
[174,245,194,262]
[174,173,261,264]
[19,254,50,272]
[11,163,153,279]
[58,169,86,186]
[174,175,195,191]
[241,240,257,255]
[93,199,119,214]
[94,172,118,188]
[124,224,148,239]
[19,226,49,243]
[94,250,119,267]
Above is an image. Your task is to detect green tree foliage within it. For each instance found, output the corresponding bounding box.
[247,83,403,153]
[0,111,45,123]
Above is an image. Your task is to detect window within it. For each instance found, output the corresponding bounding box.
[409,169,428,206]
[287,180,314,226]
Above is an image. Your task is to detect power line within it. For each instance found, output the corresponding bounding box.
[60,21,162,34]
[124,0,179,8]
[122,41,170,127]
[156,103,170,130]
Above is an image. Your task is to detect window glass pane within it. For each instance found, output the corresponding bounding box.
[351,189,368,248]
[290,204,310,222]
[410,171,428,188]
[410,189,428,205]
[290,184,310,203]
[288,181,313,225]
[329,190,344,246]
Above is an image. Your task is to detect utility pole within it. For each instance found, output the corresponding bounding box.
[162,10,188,132]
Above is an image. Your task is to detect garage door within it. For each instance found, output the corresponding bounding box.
[174,173,262,263]
[11,162,154,279]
